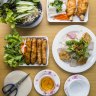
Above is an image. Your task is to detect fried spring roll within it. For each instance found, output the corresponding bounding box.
[37,39,42,64]
[24,52,31,64]
[31,38,37,64]
[77,0,88,21]
[42,39,47,65]
[24,38,31,64]
[26,38,31,52]
[66,0,76,21]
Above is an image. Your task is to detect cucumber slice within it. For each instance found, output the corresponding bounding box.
[16,1,34,6]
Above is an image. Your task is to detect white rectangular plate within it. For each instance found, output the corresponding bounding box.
[47,0,89,23]
[19,36,49,67]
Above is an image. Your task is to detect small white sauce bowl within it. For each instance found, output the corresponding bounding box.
[64,75,90,96]
[68,80,89,96]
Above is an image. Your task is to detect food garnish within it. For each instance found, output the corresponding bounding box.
[59,32,92,65]
[54,14,69,20]
[4,30,24,67]
[67,32,77,39]
[49,0,63,13]
[16,1,40,24]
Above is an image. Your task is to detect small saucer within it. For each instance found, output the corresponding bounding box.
[34,70,60,96]
[64,74,90,96]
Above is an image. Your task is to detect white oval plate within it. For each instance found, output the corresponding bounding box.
[34,70,60,96]
[4,70,32,96]
[64,74,90,96]
[52,25,96,73]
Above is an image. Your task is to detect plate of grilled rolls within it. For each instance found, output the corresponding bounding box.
[20,36,49,66]
[47,0,89,22]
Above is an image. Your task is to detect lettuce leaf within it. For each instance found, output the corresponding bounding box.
[4,30,24,68]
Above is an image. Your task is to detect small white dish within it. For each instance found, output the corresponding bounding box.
[52,25,96,73]
[19,36,49,67]
[64,74,90,96]
[34,70,60,96]
[4,70,32,96]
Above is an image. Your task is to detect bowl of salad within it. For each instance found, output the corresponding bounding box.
[0,0,42,28]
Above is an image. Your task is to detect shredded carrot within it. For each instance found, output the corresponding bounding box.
[54,14,69,20]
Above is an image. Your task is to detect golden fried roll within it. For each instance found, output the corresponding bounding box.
[24,52,31,64]
[59,49,70,61]
[24,38,31,64]
[26,38,31,52]
[77,56,87,65]
[31,38,37,64]
[77,0,88,21]
[37,39,42,64]
[82,32,91,44]
[42,39,47,65]
[66,0,76,21]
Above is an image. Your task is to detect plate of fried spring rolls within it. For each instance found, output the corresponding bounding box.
[20,36,49,66]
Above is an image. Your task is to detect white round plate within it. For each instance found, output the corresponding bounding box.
[4,70,32,96]
[34,70,60,96]
[64,74,90,96]
[52,25,96,73]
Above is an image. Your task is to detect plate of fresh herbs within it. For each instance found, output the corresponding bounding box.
[4,30,24,67]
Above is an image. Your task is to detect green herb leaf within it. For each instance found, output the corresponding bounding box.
[4,30,24,68]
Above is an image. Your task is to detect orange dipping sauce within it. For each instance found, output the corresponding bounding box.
[40,76,55,92]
